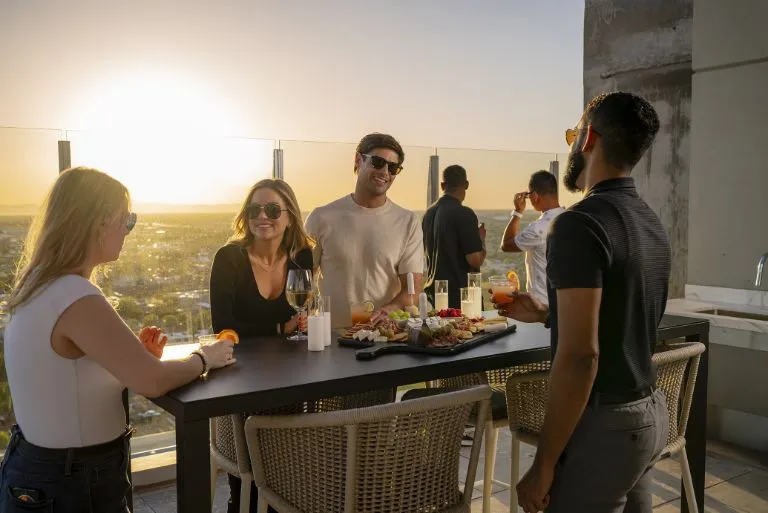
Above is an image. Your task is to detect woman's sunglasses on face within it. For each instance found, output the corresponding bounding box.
[247,202,287,220]
[126,212,137,233]
[361,153,403,176]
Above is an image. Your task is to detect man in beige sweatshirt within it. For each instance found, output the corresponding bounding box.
[305,133,424,328]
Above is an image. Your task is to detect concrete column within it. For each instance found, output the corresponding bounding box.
[584,0,693,297]
[58,140,71,173]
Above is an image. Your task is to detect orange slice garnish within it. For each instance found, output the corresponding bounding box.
[506,270,521,291]
[217,329,240,344]
[362,301,375,313]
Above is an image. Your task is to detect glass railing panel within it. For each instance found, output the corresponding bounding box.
[434,147,557,293]
[387,145,432,212]
[280,140,357,217]
[0,127,62,451]
[68,131,273,452]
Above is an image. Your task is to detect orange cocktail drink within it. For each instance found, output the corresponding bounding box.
[489,272,520,305]
[350,301,375,325]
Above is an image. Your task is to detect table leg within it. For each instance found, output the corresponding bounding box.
[682,327,709,513]
[176,418,211,513]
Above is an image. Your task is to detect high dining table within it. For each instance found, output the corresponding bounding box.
[149,314,709,513]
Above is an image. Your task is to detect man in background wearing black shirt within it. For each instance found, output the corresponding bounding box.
[423,165,487,308]
[497,92,671,513]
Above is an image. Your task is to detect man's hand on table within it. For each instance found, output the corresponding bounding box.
[493,291,549,324]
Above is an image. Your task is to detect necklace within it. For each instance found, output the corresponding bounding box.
[248,250,285,272]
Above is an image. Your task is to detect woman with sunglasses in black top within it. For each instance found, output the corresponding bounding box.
[209,179,314,513]
[210,179,314,339]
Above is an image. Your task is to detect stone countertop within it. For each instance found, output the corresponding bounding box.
[666,298,768,335]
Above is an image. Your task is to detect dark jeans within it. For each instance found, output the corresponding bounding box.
[227,474,277,513]
[0,425,132,513]
[546,389,670,513]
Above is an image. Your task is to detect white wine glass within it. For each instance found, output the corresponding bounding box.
[286,269,313,341]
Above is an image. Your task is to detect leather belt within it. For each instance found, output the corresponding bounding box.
[587,386,654,407]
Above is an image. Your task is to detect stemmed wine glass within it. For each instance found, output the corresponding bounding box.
[285,269,313,341]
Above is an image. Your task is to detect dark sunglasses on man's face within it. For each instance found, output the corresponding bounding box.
[126,212,137,232]
[247,202,286,220]
[361,153,403,176]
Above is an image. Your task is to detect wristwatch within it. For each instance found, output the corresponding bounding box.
[511,210,523,218]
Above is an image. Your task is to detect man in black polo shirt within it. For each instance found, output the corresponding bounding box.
[423,165,486,308]
[497,92,671,513]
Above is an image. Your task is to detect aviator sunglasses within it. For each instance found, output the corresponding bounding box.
[247,202,288,220]
[565,126,600,146]
[361,153,403,176]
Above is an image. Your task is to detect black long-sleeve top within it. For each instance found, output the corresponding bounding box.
[209,243,314,337]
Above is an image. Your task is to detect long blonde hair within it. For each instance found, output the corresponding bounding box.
[228,179,314,261]
[7,167,130,311]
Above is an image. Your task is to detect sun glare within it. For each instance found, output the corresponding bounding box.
[69,70,273,208]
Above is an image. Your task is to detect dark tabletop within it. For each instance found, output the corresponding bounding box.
[152,314,708,422]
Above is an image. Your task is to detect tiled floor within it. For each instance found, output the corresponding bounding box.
[134,432,768,513]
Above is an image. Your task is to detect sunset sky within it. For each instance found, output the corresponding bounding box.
[0,0,585,211]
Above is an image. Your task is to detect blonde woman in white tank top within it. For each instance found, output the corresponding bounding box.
[0,167,235,512]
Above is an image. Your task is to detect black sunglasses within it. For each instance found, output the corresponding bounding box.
[126,212,137,232]
[361,153,403,176]
[247,202,287,220]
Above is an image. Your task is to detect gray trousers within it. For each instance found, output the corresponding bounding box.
[546,388,670,513]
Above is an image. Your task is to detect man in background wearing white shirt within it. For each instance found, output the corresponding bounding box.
[500,170,565,304]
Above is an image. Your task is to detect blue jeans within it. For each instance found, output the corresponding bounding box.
[0,426,132,513]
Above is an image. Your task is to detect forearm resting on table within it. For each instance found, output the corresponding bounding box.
[148,356,206,398]
[535,348,598,468]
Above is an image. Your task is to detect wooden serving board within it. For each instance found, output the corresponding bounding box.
[337,324,517,360]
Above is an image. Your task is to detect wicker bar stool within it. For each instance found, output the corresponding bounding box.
[504,342,705,512]
[653,341,705,513]
[244,385,492,513]
[210,388,396,513]
[407,361,552,513]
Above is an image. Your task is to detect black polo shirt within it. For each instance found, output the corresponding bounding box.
[546,177,671,394]
[422,195,484,308]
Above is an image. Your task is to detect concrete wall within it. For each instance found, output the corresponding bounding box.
[687,0,768,289]
[584,0,693,298]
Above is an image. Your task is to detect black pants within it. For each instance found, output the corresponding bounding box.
[227,474,278,513]
[0,425,132,513]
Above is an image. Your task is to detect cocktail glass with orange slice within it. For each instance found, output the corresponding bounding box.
[350,300,375,325]
[489,275,518,305]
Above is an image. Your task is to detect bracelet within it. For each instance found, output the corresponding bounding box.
[191,349,209,379]
[511,210,523,219]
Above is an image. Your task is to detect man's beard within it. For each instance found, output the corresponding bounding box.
[564,148,586,192]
